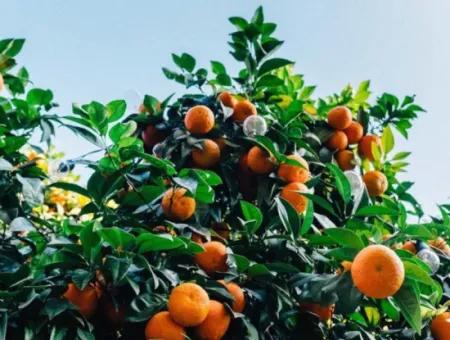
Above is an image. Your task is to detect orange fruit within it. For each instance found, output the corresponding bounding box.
[300,303,334,321]
[335,150,356,170]
[192,139,221,168]
[63,283,99,318]
[358,135,381,161]
[431,312,450,340]
[218,280,245,313]
[195,241,228,275]
[194,300,231,340]
[327,106,352,130]
[363,170,388,197]
[218,91,237,108]
[145,311,185,340]
[326,131,348,151]
[343,121,364,144]
[351,244,405,299]
[184,105,215,134]
[429,237,450,256]
[0,74,4,92]
[162,188,196,221]
[247,146,274,175]
[141,125,166,151]
[280,182,308,214]
[401,241,417,254]
[278,154,310,183]
[232,99,257,122]
[168,283,210,327]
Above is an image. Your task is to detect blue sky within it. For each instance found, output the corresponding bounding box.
[3,0,449,215]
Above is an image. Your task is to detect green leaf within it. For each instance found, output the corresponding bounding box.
[210,61,226,75]
[356,205,398,217]
[240,200,263,234]
[300,200,314,236]
[99,227,135,250]
[276,197,301,236]
[229,17,248,30]
[325,228,365,250]
[172,53,196,72]
[257,58,293,77]
[136,233,185,253]
[109,121,137,143]
[26,88,53,106]
[393,283,422,333]
[403,261,434,286]
[327,164,351,204]
[103,255,131,284]
[382,125,395,154]
[106,100,127,122]
[255,74,283,88]
[301,193,339,219]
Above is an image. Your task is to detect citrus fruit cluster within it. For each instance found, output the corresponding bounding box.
[145,281,245,340]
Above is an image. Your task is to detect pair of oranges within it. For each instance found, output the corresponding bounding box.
[145,281,245,340]
[183,93,257,169]
[240,148,311,213]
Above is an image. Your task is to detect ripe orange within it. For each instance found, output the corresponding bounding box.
[232,99,257,122]
[141,125,166,151]
[162,188,196,221]
[192,139,221,168]
[343,121,364,144]
[247,146,274,175]
[401,241,417,254]
[168,283,210,327]
[326,131,348,150]
[358,135,381,161]
[300,303,334,321]
[218,91,237,108]
[218,280,245,313]
[145,311,185,340]
[0,74,4,92]
[429,237,450,256]
[431,312,450,340]
[351,244,405,299]
[363,170,388,197]
[280,182,308,214]
[335,150,356,170]
[278,154,310,183]
[327,106,352,130]
[184,105,215,134]
[194,300,231,340]
[195,241,228,275]
[63,283,99,318]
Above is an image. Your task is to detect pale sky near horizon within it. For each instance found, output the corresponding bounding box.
[3,0,450,215]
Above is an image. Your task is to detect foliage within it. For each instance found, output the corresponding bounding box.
[0,7,449,340]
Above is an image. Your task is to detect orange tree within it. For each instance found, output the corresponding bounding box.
[2,7,450,340]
